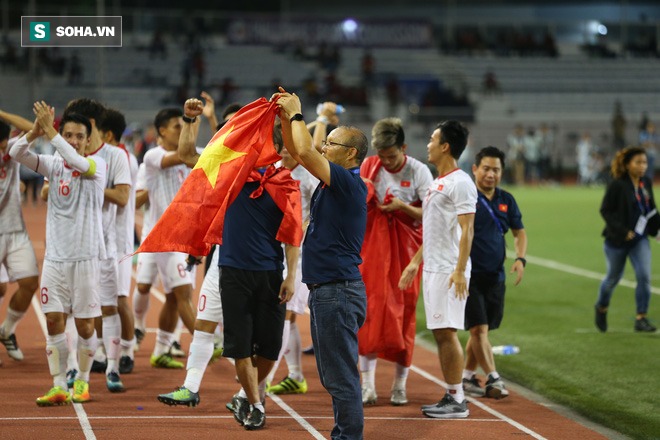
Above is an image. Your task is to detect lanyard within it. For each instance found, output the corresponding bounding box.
[635,186,650,215]
[479,195,504,236]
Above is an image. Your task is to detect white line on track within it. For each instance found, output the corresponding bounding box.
[30,296,97,440]
[410,364,548,440]
[0,415,501,422]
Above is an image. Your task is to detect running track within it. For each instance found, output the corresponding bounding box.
[0,203,621,439]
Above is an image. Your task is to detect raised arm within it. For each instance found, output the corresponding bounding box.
[275,89,331,185]
[201,91,219,133]
[178,98,203,168]
[0,108,33,132]
[8,117,46,172]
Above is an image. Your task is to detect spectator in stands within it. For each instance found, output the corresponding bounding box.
[639,121,659,182]
[149,30,167,60]
[192,49,205,90]
[611,101,627,151]
[361,50,375,84]
[576,132,599,185]
[219,77,237,106]
[506,125,526,185]
[482,69,500,95]
[524,126,541,184]
[537,123,555,183]
[67,53,83,85]
[385,74,400,114]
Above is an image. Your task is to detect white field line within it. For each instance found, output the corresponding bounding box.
[30,296,97,440]
[507,251,660,296]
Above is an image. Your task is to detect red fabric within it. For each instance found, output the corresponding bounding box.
[247,165,303,247]
[137,98,281,256]
[358,155,423,367]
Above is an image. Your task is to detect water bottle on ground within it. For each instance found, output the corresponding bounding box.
[492,345,520,355]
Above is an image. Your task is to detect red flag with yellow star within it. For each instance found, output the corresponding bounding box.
[137,97,281,256]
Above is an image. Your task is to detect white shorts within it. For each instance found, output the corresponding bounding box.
[422,270,469,331]
[0,264,8,283]
[99,258,119,306]
[154,252,193,292]
[40,259,101,319]
[283,257,309,315]
[135,252,158,286]
[117,253,132,297]
[196,251,222,323]
[0,231,39,281]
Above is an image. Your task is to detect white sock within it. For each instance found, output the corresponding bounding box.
[78,333,99,383]
[1,307,25,335]
[183,330,214,393]
[284,322,304,381]
[393,364,409,390]
[213,324,223,345]
[65,316,79,371]
[120,338,135,360]
[258,379,267,403]
[447,383,465,403]
[173,318,183,343]
[359,354,377,388]
[93,342,107,362]
[103,314,121,374]
[238,388,247,399]
[154,329,175,357]
[132,287,150,330]
[463,369,476,380]
[253,402,265,414]
[46,333,69,389]
[267,320,290,384]
[488,371,500,381]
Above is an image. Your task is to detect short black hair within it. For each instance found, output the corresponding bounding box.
[63,98,106,123]
[475,146,506,169]
[437,120,469,160]
[221,103,242,121]
[97,108,126,143]
[59,113,92,138]
[154,108,182,136]
[371,118,405,151]
[0,121,10,142]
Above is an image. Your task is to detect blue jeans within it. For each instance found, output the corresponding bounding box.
[309,280,367,440]
[597,237,652,314]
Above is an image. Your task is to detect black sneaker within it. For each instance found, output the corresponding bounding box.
[230,394,250,426]
[243,405,266,430]
[91,359,107,374]
[119,355,134,374]
[634,317,657,333]
[594,306,607,332]
[485,376,509,400]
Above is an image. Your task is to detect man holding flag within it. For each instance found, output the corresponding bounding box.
[141,97,302,430]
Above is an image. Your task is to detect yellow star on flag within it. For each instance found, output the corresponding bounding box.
[194,126,247,188]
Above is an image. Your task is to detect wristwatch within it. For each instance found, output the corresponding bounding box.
[182,115,197,123]
[289,113,304,123]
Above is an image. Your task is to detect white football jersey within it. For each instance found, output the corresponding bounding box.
[290,164,319,221]
[88,143,132,258]
[422,169,477,274]
[372,156,433,206]
[115,148,139,255]
[143,147,189,227]
[0,137,25,234]
[135,162,154,241]
[42,152,107,262]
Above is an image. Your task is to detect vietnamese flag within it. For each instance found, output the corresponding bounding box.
[137,97,281,256]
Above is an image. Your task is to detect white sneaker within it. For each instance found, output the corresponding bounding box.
[362,384,377,406]
[0,329,24,361]
[390,388,408,406]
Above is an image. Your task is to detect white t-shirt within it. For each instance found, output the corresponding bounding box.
[372,155,433,206]
[115,148,139,255]
[10,134,107,261]
[422,168,477,274]
[0,137,26,234]
[290,164,319,221]
[143,146,190,227]
[88,143,132,258]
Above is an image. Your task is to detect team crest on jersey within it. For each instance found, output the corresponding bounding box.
[436,184,444,191]
[72,171,81,178]
[401,180,411,187]
[498,203,508,212]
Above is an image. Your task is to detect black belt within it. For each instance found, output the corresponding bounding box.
[307,280,348,291]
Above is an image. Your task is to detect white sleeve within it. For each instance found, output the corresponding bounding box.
[452,177,478,216]
[143,148,166,170]
[50,134,91,174]
[111,148,132,186]
[8,135,43,174]
[415,163,434,203]
[136,163,147,191]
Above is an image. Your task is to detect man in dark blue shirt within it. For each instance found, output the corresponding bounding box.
[462,146,527,400]
[274,89,368,440]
